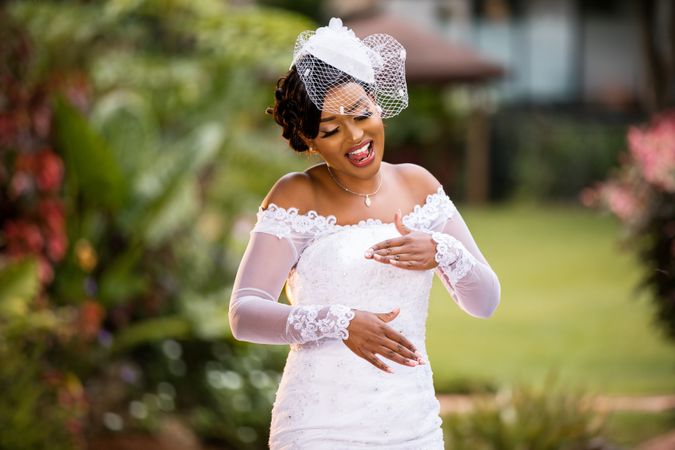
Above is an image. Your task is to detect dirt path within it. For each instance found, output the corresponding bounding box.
[437,393,675,414]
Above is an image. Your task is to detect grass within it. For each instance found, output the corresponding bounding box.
[604,410,675,448]
[426,202,675,396]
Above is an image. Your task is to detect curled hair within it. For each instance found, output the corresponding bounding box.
[266,55,370,153]
[266,65,320,153]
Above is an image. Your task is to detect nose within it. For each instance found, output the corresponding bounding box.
[344,120,365,142]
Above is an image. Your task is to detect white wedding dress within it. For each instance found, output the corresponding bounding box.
[229,187,500,449]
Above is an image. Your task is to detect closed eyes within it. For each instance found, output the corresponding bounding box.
[319,110,372,138]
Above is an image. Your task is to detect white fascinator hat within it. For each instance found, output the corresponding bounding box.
[290,17,408,118]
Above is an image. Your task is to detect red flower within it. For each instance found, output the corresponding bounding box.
[38,198,65,234]
[78,300,105,340]
[46,234,67,262]
[4,219,44,255]
[35,149,64,193]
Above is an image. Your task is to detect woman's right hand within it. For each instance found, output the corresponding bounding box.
[342,308,426,373]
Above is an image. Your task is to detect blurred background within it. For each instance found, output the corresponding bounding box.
[1,0,674,449]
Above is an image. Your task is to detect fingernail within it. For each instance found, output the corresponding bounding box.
[409,360,418,366]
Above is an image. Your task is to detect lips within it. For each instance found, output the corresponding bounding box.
[345,140,375,167]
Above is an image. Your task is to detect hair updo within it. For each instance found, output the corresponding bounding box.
[266,65,320,153]
[266,55,368,153]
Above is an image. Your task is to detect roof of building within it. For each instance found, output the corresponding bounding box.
[346,14,505,83]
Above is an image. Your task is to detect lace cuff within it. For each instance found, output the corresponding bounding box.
[431,232,478,284]
[286,304,355,343]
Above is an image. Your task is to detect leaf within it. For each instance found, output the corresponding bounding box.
[112,316,191,353]
[180,289,231,340]
[0,259,40,318]
[97,245,149,307]
[53,97,129,210]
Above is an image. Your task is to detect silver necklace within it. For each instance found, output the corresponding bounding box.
[326,165,382,207]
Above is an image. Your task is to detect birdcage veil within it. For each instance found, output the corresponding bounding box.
[290,18,408,118]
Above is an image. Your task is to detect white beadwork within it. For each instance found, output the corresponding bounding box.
[431,232,478,284]
[286,304,355,342]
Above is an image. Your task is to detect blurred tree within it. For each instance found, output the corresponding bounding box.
[638,0,675,112]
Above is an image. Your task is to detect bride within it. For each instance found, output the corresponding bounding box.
[228,17,500,449]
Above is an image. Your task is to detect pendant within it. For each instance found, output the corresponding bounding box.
[364,195,372,207]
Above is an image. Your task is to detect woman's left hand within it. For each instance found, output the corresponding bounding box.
[364,209,438,270]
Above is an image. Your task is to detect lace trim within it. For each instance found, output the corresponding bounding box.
[286,304,355,343]
[431,232,478,284]
[254,205,338,239]
[254,186,455,239]
[402,187,456,232]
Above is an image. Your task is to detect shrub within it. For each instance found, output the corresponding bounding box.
[443,380,610,450]
[583,111,675,341]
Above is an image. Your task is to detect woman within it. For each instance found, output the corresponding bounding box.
[228,18,500,449]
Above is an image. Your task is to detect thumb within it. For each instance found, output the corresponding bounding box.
[377,307,400,322]
[395,209,410,235]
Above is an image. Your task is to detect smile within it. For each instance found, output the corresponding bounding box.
[345,140,375,167]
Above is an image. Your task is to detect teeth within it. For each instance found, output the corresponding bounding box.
[348,142,370,156]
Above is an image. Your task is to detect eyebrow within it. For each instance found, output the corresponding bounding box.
[320,97,366,122]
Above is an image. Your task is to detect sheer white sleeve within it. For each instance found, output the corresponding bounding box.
[403,188,501,318]
[228,205,355,345]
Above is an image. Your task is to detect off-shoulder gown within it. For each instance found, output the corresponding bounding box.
[228,187,500,449]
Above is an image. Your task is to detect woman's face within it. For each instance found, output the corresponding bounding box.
[310,82,385,180]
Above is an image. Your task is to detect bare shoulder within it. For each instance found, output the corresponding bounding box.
[391,163,442,202]
[260,172,316,212]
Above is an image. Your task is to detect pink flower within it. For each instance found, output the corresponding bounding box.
[579,186,600,208]
[603,183,640,223]
[31,104,52,139]
[37,255,54,284]
[9,171,34,198]
[628,111,675,192]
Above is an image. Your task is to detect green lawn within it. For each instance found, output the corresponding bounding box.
[427,203,675,395]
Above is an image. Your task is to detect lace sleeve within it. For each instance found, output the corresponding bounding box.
[228,206,355,345]
[403,188,500,318]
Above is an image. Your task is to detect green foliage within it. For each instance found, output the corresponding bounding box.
[0,258,40,319]
[0,342,74,450]
[443,379,610,450]
[384,86,468,194]
[0,259,80,450]
[3,0,313,448]
[54,98,129,210]
[492,109,628,202]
